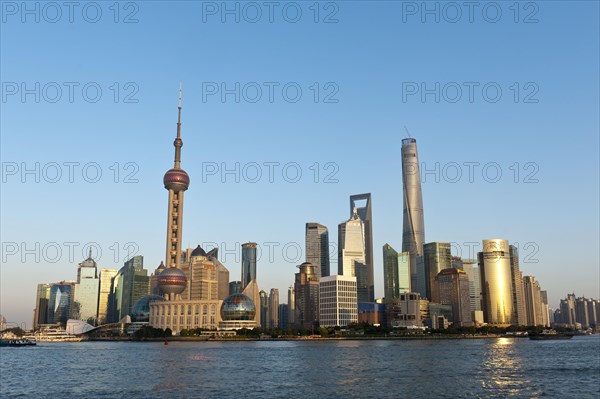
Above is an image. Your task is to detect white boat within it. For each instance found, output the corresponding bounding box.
[33,328,84,342]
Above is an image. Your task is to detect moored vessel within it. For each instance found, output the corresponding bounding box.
[0,338,37,347]
[529,329,574,340]
[33,327,84,342]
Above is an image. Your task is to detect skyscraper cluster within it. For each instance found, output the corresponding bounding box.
[32,251,150,329]
[554,294,600,330]
[29,92,574,334]
[287,137,557,330]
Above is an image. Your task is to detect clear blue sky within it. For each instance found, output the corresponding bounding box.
[1,1,598,327]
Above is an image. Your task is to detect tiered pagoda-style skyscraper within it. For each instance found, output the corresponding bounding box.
[157,86,189,300]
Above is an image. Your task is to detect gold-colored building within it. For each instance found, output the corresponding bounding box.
[97,269,118,325]
[478,239,516,326]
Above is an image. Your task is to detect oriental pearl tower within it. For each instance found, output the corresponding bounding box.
[157,85,189,301]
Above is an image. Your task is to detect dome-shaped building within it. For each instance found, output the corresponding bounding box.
[131,295,166,323]
[157,267,187,298]
[219,293,258,330]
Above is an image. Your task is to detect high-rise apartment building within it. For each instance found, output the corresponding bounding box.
[540,290,550,327]
[556,294,600,329]
[559,294,577,326]
[259,290,268,329]
[319,275,358,327]
[523,275,547,327]
[436,268,472,326]
[461,259,482,312]
[268,288,279,329]
[350,194,374,302]
[287,286,295,326]
[509,245,527,326]
[575,297,591,329]
[305,222,330,278]
[401,138,425,296]
[294,262,320,329]
[338,208,368,303]
[585,298,598,328]
[382,244,410,302]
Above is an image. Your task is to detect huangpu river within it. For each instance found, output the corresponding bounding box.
[2,336,599,398]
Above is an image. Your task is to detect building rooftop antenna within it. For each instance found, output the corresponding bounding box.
[404,126,412,138]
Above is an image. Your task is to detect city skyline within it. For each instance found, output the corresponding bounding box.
[2,121,598,326]
[1,4,599,327]
[1,3,598,399]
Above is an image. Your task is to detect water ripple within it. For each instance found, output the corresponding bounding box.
[1,336,598,398]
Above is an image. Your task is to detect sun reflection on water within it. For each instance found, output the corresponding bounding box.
[479,338,543,397]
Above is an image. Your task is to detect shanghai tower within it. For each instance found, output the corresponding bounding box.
[401,138,425,293]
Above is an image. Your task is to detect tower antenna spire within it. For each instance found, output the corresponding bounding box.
[174,83,183,168]
[404,126,412,138]
[178,81,182,109]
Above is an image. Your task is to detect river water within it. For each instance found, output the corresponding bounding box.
[1,336,599,398]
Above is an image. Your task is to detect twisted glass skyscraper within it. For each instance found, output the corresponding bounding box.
[401,138,426,292]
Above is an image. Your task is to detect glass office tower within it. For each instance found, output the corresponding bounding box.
[47,282,74,325]
[350,194,374,302]
[423,242,452,302]
[241,242,257,290]
[73,251,99,324]
[305,222,331,278]
[401,138,426,296]
[383,244,411,302]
